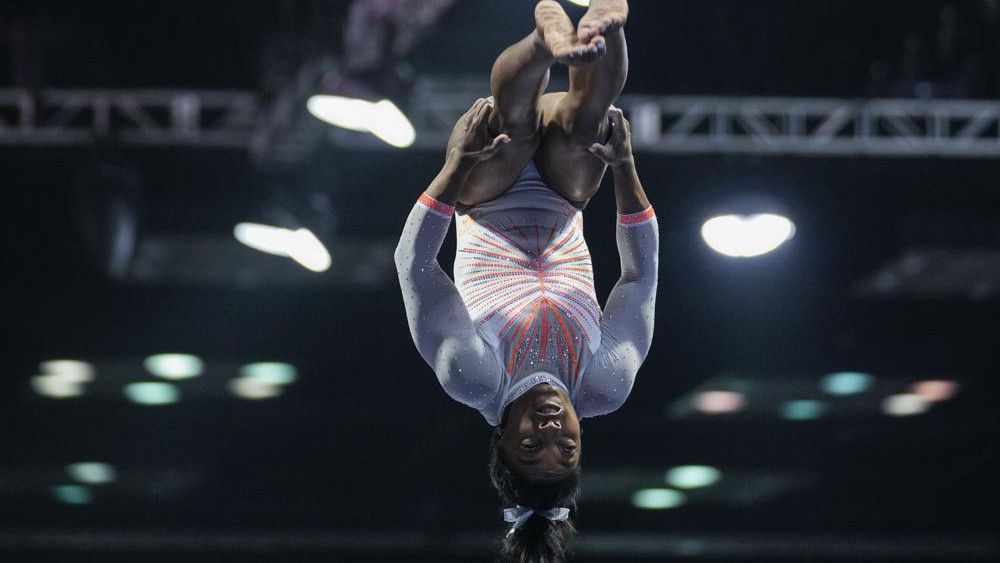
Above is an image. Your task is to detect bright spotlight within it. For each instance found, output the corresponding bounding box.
[234,223,331,273]
[124,382,181,405]
[567,0,590,6]
[240,362,298,386]
[666,466,721,489]
[39,360,95,383]
[31,374,85,399]
[910,380,958,403]
[307,95,415,148]
[143,354,204,380]
[228,376,283,400]
[882,393,929,416]
[693,391,746,414]
[66,462,116,485]
[631,488,686,510]
[821,372,873,396]
[52,484,93,505]
[781,399,827,420]
[701,214,795,258]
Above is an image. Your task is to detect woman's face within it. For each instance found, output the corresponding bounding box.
[500,384,582,481]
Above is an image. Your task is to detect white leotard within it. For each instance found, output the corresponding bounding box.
[395,163,658,425]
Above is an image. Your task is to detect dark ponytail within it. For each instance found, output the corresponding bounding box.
[489,414,581,563]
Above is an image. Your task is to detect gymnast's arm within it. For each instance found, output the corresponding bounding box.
[579,108,659,417]
[394,98,511,410]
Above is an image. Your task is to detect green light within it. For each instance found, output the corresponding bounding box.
[143,354,204,380]
[821,372,873,395]
[666,465,721,489]
[631,488,686,510]
[52,484,92,505]
[239,362,297,385]
[123,382,180,405]
[66,462,116,485]
[781,400,828,420]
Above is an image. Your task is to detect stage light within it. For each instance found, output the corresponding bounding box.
[124,382,180,405]
[143,354,204,380]
[693,390,745,414]
[66,462,116,485]
[307,95,415,148]
[234,223,331,273]
[39,359,95,383]
[31,374,85,399]
[883,393,928,416]
[631,488,686,510]
[666,465,721,489]
[228,376,283,400]
[567,0,590,6]
[781,399,827,420]
[52,484,92,505]
[701,214,795,258]
[240,362,298,386]
[911,380,958,402]
[821,372,873,395]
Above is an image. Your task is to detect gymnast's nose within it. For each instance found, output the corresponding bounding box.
[538,417,561,431]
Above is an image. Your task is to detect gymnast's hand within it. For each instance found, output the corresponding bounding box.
[446,97,511,164]
[588,106,634,168]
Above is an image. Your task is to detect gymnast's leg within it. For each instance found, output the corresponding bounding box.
[536,0,629,205]
[459,0,606,207]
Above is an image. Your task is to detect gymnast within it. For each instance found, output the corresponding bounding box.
[395,1,656,561]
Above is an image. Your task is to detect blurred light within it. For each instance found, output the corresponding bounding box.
[39,360,95,383]
[781,399,828,420]
[240,362,298,385]
[143,353,204,380]
[66,462,116,485]
[693,391,745,414]
[31,374,85,399]
[234,223,331,273]
[700,214,795,258]
[567,0,590,6]
[52,484,92,505]
[911,379,958,402]
[883,393,929,416]
[666,466,721,489]
[632,488,686,510]
[228,376,283,400]
[307,95,415,148]
[124,382,180,405]
[821,371,873,395]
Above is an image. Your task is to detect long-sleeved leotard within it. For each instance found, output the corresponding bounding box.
[395,163,658,425]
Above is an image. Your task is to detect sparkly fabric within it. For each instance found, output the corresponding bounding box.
[396,163,659,425]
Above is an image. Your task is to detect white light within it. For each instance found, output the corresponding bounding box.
[701,214,795,258]
[307,95,415,148]
[234,223,331,273]
[883,393,929,416]
[693,391,746,414]
[240,362,298,385]
[66,462,116,485]
[234,223,295,256]
[143,353,204,380]
[567,0,590,6]
[286,229,332,272]
[821,372,874,395]
[910,380,958,402]
[228,376,283,400]
[632,488,686,510]
[666,466,721,489]
[39,360,95,383]
[124,382,181,405]
[31,374,85,399]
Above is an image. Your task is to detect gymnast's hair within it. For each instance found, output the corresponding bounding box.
[489,408,581,563]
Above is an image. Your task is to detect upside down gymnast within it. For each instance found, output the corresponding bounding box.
[394,1,656,561]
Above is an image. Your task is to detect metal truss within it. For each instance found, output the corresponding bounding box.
[3,87,1000,158]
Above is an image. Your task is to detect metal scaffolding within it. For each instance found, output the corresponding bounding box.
[3,87,1000,158]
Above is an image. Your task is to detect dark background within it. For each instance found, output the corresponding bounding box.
[1,1,998,561]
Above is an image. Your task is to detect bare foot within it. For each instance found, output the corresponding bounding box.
[578,0,628,44]
[535,0,606,66]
